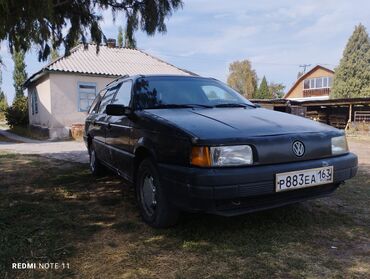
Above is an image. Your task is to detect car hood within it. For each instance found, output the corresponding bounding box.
[143,108,339,142]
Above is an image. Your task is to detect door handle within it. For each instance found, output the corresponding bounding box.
[107,123,112,129]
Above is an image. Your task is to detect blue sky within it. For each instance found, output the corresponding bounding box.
[1,0,370,103]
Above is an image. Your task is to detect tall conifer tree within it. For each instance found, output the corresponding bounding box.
[255,76,271,99]
[332,24,370,98]
[117,26,124,47]
[12,50,27,99]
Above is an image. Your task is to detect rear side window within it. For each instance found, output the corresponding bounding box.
[98,85,120,114]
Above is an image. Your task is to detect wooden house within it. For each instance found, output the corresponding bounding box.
[284,65,334,99]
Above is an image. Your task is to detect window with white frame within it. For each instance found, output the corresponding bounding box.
[303,77,333,90]
[30,88,38,115]
[78,82,97,112]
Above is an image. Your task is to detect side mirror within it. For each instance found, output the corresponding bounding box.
[106,104,132,116]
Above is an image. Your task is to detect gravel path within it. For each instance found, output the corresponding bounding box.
[0,129,89,164]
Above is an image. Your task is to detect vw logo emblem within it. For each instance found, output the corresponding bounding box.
[292,141,305,157]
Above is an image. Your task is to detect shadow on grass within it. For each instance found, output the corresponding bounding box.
[0,153,369,279]
[0,153,128,278]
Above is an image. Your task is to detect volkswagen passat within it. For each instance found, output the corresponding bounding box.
[84,75,358,228]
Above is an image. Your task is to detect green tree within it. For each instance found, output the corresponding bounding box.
[227,60,257,99]
[125,27,137,49]
[49,46,60,62]
[0,92,7,112]
[0,0,183,60]
[117,26,124,47]
[332,24,370,98]
[12,50,27,98]
[254,76,272,99]
[268,82,285,98]
[0,69,7,112]
[5,95,28,127]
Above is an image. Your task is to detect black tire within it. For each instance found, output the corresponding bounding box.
[89,143,104,176]
[136,158,179,228]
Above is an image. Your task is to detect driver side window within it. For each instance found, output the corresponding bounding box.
[98,85,119,114]
[112,80,133,106]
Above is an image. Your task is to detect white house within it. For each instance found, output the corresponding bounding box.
[24,43,193,139]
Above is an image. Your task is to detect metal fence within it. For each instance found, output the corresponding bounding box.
[354,111,370,122]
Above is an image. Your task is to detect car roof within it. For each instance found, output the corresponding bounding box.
[106,74,217,88]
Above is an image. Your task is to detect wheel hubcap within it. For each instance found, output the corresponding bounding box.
[141,175,157,216]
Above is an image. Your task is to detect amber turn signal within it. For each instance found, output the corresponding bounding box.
[191,146,211,167]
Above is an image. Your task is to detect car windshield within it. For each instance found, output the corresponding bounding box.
[134,76,255,109]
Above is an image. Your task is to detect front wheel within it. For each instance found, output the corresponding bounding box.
[136,158,179,228]
[89,143,104,176]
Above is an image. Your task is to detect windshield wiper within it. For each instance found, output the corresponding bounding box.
[149,104,213,109]
[213,103,256,108]
[185,104,213,108]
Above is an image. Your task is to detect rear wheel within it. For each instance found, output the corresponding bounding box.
[136,158,179,228]
[89,143,104,176]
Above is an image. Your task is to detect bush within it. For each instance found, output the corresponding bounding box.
[0,101,7,112]
[5,96,29,127]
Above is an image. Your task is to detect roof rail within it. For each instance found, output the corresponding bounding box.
[106,74,130,87]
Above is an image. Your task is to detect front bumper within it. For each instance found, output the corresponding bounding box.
[158,153,358,216]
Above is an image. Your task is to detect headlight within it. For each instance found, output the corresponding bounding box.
[191,145,253,167]
[331,135,348,155]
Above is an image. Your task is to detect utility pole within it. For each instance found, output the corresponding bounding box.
[299,64,311,73]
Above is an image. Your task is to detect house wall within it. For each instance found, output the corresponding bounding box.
[49,73,114,139]
[28,74,52,128]
[288,68,334,98]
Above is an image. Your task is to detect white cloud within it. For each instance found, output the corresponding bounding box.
[140,0,370,79]
[2,0,370,103]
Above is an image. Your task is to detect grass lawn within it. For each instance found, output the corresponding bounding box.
[0,153,369,278]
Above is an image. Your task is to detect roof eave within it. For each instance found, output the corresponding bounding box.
[23,69,48,88]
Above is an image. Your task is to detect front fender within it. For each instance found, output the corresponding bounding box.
[133,137,158,160]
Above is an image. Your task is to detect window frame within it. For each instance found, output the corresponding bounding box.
[30,88,38,115]
[303,76,332,90]
[77,81,97,112]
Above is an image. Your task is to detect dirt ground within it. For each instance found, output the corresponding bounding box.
[0,137,369,279]
[348,136,370,169]
[0,127,88,163]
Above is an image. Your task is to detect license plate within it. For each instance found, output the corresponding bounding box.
[276,166,334,192]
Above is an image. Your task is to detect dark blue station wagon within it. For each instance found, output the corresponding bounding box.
[84,75,358,228]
